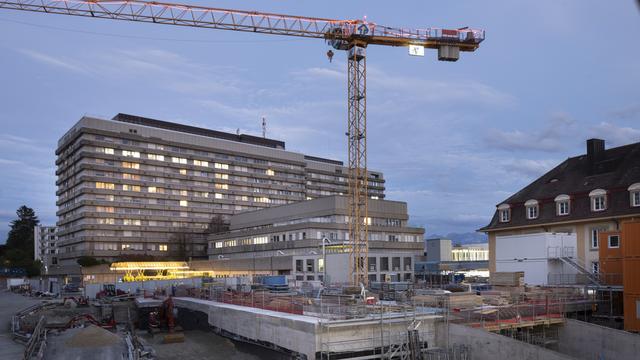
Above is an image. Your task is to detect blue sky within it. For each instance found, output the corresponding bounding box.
[0,0,639,241]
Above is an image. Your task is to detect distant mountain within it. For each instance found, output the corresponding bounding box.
[426,232,487,246]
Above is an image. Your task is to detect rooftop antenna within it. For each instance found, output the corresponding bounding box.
[262,116,267,138]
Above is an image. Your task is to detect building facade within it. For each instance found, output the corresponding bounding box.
[207,196,424,283]
[481,139,640,276]
[34,225,58,272]
[56,114,385,265]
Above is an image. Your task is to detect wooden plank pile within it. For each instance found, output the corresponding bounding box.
[412,292,482,309]
[489,271,524,286]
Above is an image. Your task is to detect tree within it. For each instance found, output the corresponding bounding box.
[1,205,41,275]
[77,256,101,267]
[206,214,229,234]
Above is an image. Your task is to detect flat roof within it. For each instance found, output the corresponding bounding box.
[112,113,286,149]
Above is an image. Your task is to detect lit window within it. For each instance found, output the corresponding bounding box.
[95,182,115,190]
[172,157,187,164]
[159,244,168,251]
[180,200,188,207]
[214,183,228,190]
[123,184,141,192]
[147,153,164,161]
[194,160,209,167]
[555,195,570,216]
[179,169,187,175]
[122,173,140,180]
[498,204,510,222]
[122,150,140,158]
[608,235,620,248]
[371,196,379,200]
[214,193,223,199]
[215,173,228,180]
[266,169,275,176]
[122,162,139,169]
[214,163,229,170]
[96,206,115,213]
[148,187,157,193]
[215,242,223,249]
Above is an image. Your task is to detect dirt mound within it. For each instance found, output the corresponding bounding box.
[65,325,121,348]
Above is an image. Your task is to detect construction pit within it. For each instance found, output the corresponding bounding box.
[6,275,640,360]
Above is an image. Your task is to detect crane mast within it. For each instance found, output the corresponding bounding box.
[0,0,484,286]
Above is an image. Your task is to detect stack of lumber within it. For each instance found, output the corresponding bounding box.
[479,290,511,306]
[490,272,524,286]
[412,292,482,309]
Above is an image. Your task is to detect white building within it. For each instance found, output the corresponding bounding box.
[495,232,579,285]
[34,225,58,272]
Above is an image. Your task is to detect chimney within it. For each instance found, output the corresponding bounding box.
[586,138,605,172]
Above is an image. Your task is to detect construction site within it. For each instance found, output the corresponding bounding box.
[1,0,639,359]
[2,267,638,360]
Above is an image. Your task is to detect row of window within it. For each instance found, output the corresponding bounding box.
[94,135,304,171]
[93,242,169,251]
[499,185,640,223]
[96,146,286,176]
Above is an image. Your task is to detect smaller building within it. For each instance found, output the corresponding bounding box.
[207,196,425,284]
[34,225,58,273]
[451,243,489,262]
[417,238,489,283]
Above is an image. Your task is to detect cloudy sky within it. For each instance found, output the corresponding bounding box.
[0,1,639,241]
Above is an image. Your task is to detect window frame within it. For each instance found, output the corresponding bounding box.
[526,205,538,220]
[632,191,640,207]
[592,195,606,212]
[608,235,620,249]
[557,201,570,216]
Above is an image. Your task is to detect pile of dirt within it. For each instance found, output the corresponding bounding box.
[65,325,121,348]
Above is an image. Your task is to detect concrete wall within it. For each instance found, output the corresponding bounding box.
[436,323,576,360]
[557,319,640,360]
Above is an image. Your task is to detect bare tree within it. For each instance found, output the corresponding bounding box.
[206,214,229,234]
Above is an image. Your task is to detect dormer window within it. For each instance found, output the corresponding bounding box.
[498,204,511,223]
[589,189,607,212]
[629,183,640,207]
[525,199,539,220]
[555,194,570,216]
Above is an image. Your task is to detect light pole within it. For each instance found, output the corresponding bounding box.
[322,237,331,285]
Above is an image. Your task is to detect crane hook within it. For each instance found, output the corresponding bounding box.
[326,50,334,63]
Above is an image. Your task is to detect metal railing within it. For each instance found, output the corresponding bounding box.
[23,316,46,360]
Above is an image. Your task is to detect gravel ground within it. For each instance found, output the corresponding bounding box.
[140,330,290,360]
[0,290,47,360]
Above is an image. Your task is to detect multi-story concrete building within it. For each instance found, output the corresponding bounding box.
[56,114,385,265]
[206,196,424,283]
[34,225,58,272]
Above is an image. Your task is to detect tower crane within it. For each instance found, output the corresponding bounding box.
[0,0,484,286]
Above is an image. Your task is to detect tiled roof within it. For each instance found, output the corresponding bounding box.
[481,139,640,232]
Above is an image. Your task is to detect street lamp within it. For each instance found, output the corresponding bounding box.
[321,237,331,285]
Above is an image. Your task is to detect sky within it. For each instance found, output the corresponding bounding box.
[0,0,639,242]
